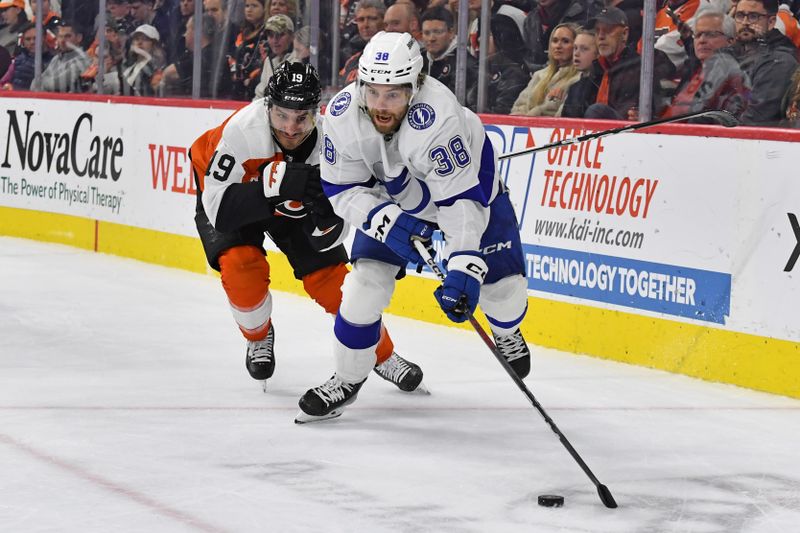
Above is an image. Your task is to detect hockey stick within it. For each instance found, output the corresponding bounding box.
[498,109,738,161]
[412,240,618,509]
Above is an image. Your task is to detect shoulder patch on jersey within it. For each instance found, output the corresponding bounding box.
[329,92,352,117]
[407,103,436,130]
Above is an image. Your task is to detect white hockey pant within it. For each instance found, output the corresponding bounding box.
[335,259,397,383]
[479,274,528,336]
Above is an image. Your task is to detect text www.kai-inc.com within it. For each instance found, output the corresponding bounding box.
[533,216,644,249]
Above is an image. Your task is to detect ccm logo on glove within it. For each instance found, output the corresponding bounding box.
[434,252,488,323]
[363,202,433,265]
[375,214,392,241]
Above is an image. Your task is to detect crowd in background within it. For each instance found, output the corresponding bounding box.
[1,0,799,127]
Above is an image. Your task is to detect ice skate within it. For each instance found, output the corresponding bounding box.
[245,323,275,392]
[295,375,366,424]
[373,352,429,394]
[493,328,531,378]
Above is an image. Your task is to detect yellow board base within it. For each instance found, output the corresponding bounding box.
[2,205,798,399]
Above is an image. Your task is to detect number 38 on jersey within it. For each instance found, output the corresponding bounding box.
[429,135,471,176]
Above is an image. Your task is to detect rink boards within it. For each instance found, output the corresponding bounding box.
[1,93,798,398]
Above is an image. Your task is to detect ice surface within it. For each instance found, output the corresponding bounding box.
[1,237,799,533]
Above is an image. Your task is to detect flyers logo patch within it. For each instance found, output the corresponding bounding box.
[274,200,307,219]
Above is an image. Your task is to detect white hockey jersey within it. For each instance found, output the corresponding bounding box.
[195,98,321,228]
[320,77,499,255]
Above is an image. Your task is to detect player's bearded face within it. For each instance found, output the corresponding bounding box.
[362,83,412,134]
[269,105,316,150]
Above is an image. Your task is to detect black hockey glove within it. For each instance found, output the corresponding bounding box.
[260,161,321,202]
[303,187,337,218]
[304,211,348,252]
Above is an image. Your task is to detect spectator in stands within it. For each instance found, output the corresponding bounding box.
[253,13,293,97]
[447,0,482,56]
[0,0,29,55]
[653,1,745,71]
[229,0,266,100]
[608,0,644,46]
[130,0,171,47]
[161,13,231,98]
[266,0,298,22]
[202,0,236,98]
[340,0,385,72]
[655,0,702,40]
[32,20,90,93]
[511,22,581,116]
[204,0,237,55]
[91,43,124,94]
[561,28,601,117]
[783,65,800,126]
[662,8,750,119]
[122,23,166,96]
[384,1,423,45]
[204,0,227,27]
[31,0,62,52]
[264,13,294,68]
[491,1,529,68]
[730,0,800,47]
[174,0,194,56]
[79,18,128,93]
[106,0,136,37]
[776,2,800,47]
[0,23,43,90]
[465,4,530,115]
[582,6,645,119]
[422,6,478,96]
[654,0,704,69]
[286,24,310,63]
[338,0,360,53]
[573,27,599,71]
[521,0,603,73]
[730,0,798,125]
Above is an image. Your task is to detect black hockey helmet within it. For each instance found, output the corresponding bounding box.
[268,61,321,110]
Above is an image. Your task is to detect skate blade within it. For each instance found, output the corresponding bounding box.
[294,408,344,424]
[409,381,431,395]
[261,380,267,393]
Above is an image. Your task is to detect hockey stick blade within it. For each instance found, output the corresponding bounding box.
[499,109,739,160]
[598,483,618,509]
[699,109,739,127]
[412,239,618,509]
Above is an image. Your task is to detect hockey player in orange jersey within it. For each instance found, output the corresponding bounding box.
[191,61,426,393]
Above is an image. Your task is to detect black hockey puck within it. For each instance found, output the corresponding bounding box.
[538,494,564,507]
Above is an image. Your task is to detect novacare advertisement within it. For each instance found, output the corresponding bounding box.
[0,100,233,236]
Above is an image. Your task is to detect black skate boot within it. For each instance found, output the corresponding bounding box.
[245,322,275,391]
[373,352,428,393]
[295,375,366,424]
[493,328,531,378]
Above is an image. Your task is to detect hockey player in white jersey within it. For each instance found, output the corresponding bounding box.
[295,32,531,423]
